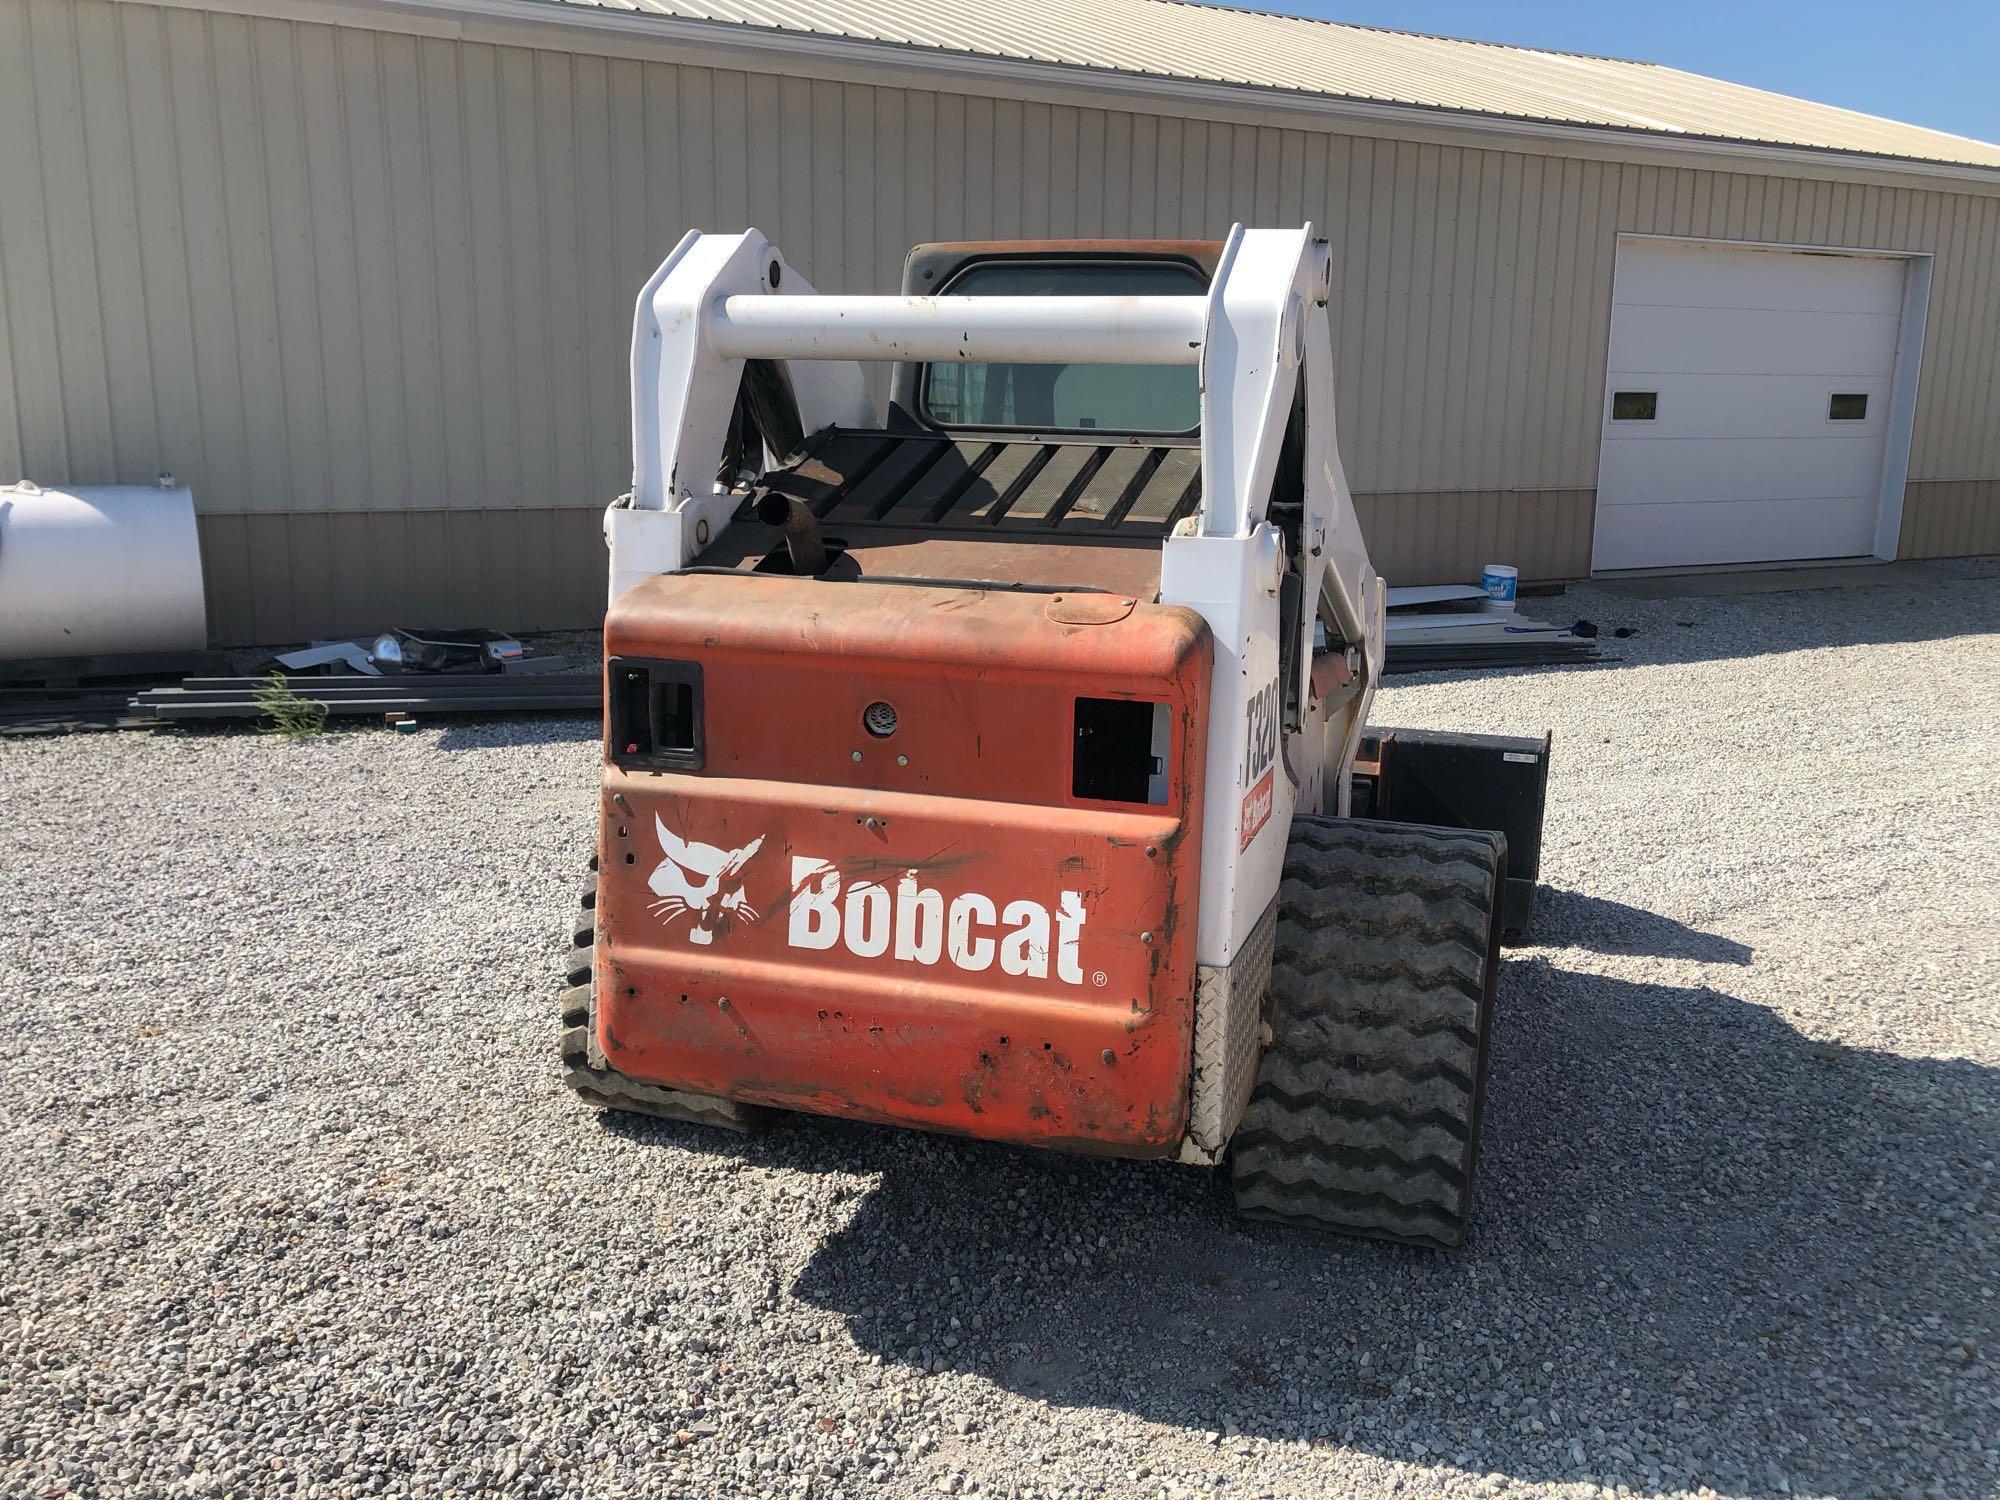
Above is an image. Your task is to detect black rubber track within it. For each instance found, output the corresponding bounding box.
[558,858,769,1133]
[1229,816,1505,1250]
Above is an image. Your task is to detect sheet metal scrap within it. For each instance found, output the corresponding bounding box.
[0,688,164,736]
[130,674,598,721]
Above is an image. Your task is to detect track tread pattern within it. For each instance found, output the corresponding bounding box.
[558,869,769,1134]
[1230,817,1503,1250]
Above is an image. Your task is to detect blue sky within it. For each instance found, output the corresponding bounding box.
[1206,0,2000,146]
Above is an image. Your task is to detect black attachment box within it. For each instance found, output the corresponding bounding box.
[1350,727,1552,942]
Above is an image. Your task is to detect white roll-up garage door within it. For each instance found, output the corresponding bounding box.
[1592,239,1912,571]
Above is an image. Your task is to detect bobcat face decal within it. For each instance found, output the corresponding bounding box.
[647,814,765,946]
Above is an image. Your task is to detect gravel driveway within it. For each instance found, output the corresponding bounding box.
[3,568,1996,1500]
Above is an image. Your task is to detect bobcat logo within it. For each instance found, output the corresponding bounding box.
[647,815,765,945]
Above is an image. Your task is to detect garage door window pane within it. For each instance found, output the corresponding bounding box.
[1611,391,1657,421]
[1828,393,1869,421]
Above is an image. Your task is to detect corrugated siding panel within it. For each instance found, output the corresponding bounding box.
[1902,481,2000,561]
[1352,490,1595,587]
[3,0,1998,638]
[195,508,606,642]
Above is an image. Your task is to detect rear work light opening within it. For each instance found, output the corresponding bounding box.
[608,657,704,771]
[1072,697,1171,805]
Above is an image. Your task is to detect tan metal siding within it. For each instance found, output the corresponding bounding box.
[1353,490,1597,589]
[1902,481,2000,559]
[2,0,1997,642]
[194,507,609,641]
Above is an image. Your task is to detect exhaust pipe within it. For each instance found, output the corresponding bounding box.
[754,493,828,576]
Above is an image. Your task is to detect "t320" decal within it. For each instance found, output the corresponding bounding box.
[1239,673,1281,851]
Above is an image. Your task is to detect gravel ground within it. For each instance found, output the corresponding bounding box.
[3,566,1996,1500]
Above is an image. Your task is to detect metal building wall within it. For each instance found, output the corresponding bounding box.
[2,0,1996,643]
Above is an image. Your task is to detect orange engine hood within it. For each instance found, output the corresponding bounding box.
[595,571,1211,1156]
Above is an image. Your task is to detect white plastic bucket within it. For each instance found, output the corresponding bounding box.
[1481,563,1518,611]
[0,479,208,660]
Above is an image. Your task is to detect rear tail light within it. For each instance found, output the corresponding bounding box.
[1072,697,1169,805]
[608,658,704,771]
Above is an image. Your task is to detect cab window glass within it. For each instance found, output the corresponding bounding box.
[922,261,1204,434]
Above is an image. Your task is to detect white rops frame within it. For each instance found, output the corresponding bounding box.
[611,224,1384,970]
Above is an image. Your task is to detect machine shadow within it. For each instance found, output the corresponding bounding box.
[785,961,1999,1495]
[1527,888,1752,964]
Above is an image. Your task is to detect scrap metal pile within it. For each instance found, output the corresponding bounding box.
[1384,584,1605,673]
[130,672,597,722]
[131,628,595,724]
[0,650,226,736]
[3,628,594,735]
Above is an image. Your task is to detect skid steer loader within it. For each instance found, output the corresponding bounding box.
[562,227,1550,1249]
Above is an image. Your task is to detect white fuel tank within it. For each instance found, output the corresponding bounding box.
[0,478,208,660]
